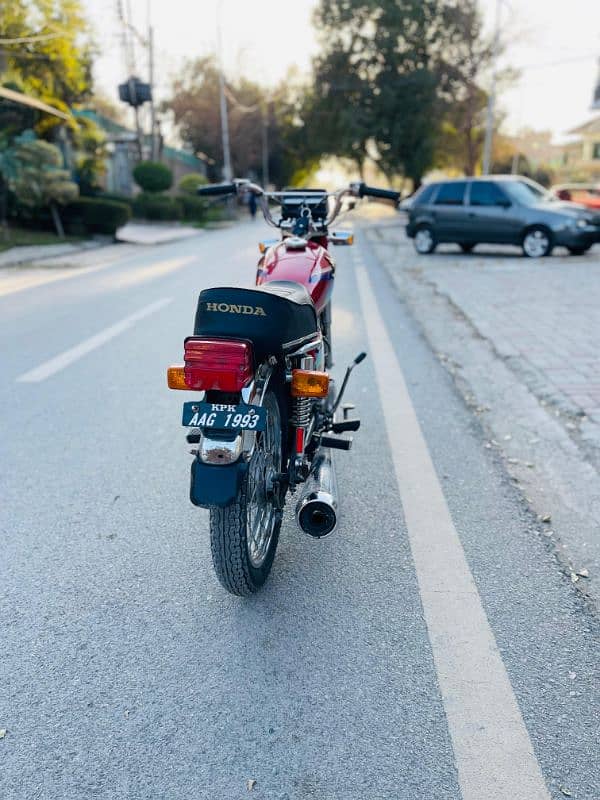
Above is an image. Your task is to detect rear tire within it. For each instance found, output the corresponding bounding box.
[209,390,283,596]
[522,226,553,258]
[459,242,475,253]
[414,225,437,254]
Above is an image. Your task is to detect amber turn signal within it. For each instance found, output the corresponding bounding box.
[167,365,187,390]
[291,369,330,398]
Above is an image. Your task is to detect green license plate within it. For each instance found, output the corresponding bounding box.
[181,401,267,432]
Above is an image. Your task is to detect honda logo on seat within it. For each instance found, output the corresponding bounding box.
[206,302,267,317]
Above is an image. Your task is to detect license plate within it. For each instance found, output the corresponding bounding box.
[181,401,267,432]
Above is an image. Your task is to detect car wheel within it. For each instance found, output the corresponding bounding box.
[414,225,436,254]
[522,226,553,258]
[567,246,590,256]
[459,242,475,254]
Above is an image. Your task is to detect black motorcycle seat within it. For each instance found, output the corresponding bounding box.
[193,281,319,364]
[256,280,313,307]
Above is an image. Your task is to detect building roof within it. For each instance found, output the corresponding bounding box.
[0,86,71,120]
[568,116,600,136]
[74,109,207,168]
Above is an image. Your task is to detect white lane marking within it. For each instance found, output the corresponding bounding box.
[0,260,117,299]
[356,261,550,800]
[0,252,196,299]
[98,256,196,290]
[0,248,142,299]
[16,298,173,383]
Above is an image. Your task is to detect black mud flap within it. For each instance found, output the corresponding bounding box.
[190,458,248,508]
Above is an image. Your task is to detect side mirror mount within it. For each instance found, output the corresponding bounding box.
[258,238,278,254]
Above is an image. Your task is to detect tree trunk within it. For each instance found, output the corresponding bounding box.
[50,202,65,238]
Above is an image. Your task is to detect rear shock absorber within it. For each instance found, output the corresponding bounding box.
[290,354,315,478]
[291,396,311,461]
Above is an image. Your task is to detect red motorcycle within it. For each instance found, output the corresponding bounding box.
[167,179,399,595]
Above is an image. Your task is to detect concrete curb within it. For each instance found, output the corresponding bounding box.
[366,221,600,613]
[0,239,107,269]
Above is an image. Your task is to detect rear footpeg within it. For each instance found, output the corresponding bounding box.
[331,418,360,433]
[320,435,352,451]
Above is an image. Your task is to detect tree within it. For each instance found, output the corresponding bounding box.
[164,57,305,186]
[309,0,506,186]
[1,0,93,115]
[10,138,79,236]
[71,114,107,195]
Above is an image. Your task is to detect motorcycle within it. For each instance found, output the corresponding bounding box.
[167,179,399,595]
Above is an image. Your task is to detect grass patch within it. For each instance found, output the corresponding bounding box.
[0,226,84,253]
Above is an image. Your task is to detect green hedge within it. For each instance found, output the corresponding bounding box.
[63,197,131,236]
[178,172,208,195]
[132,192,182,221]
[97,192,135,208]
[133,161,173,193]
[178,194,207,222]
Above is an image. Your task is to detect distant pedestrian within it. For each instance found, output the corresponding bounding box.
[248,191,257,220]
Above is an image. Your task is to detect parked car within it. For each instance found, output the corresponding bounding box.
[406,176,600,257]
[550,183,600,210]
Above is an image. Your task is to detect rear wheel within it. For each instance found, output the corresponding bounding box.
[522,226,553,258]
[414,225,437,254]
[459,242,475,253]
[209,390,283,596]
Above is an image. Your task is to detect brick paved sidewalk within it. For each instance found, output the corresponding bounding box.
[376,224,600,427]
[368,219,600,597]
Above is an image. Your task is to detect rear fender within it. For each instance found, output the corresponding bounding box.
[190,458,248,508]
[189,364,278,507]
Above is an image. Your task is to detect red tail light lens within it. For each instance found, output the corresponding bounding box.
[183,337,254,392]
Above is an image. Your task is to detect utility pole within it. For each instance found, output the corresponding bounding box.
[148,23,157,160]
[592,57,600,110]
[261,102,270,188]
[216,0,233,182]
[482,0,501,175]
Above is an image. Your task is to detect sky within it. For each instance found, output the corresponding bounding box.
[84,0,600,142]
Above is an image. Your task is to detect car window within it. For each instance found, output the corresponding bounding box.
[504,180,548,206]
[434,182,466,206]
[414,183,437,205]
[470,181,507,206]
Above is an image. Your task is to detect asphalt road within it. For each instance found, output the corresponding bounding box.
[1,221,598,800]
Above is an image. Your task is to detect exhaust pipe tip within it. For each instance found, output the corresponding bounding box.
[297,495,337,538]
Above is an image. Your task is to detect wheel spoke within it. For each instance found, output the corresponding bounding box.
[246,395,281,568]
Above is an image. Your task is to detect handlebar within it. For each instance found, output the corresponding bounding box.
[356,183,400,203]
[197,182,238,197]
[196,178,398,230]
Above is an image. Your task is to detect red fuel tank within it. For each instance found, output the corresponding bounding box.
[256,239,334,314]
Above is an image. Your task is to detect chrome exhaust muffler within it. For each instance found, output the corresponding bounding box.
[295,450,338,538]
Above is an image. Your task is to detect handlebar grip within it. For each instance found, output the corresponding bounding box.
[357,183,400,203]
[197,182,237,197]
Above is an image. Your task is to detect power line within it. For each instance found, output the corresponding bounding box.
[512,52,599,71]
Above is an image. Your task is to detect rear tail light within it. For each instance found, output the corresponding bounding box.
[167,338,254,391]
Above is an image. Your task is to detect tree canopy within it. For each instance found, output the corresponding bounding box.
[303,0,499,186]
[1,0,93,110]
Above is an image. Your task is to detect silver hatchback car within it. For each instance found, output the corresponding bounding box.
[405,176,600,257]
